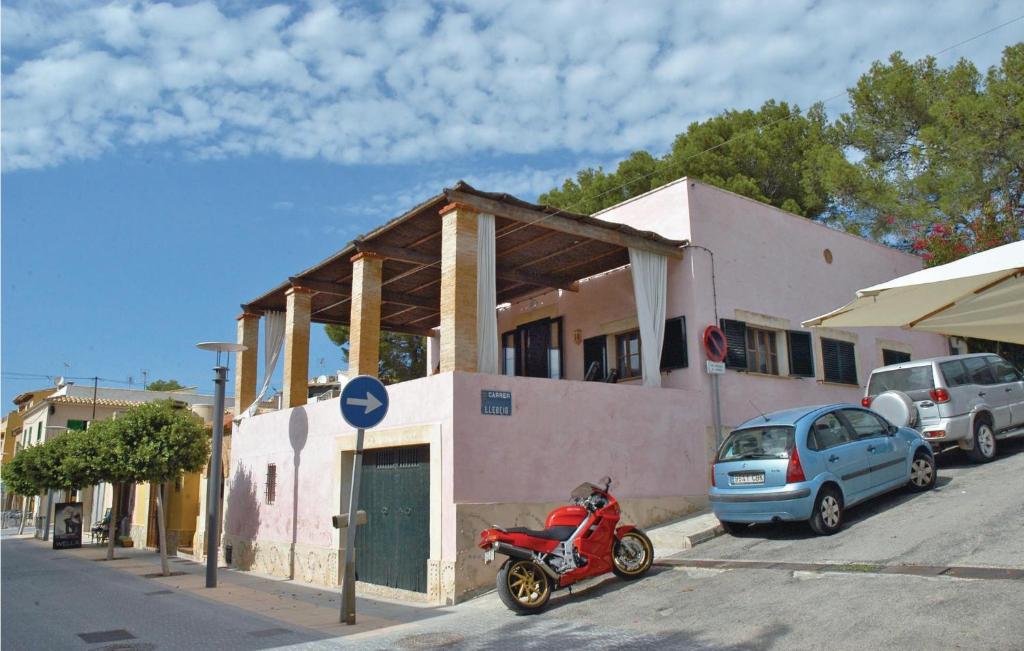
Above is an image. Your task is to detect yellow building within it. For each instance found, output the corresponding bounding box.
[1,388,57,511]
[11,381,218,546]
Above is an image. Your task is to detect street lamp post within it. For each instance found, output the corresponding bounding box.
[196,342,247,589]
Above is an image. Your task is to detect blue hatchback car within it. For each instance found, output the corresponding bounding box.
[710,404,937,535]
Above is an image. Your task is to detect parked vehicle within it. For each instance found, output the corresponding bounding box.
[710,404,936,536]
[863,353,1024,463]
[478,477,653,613]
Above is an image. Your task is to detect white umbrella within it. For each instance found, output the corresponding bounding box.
[803,240,1024,344]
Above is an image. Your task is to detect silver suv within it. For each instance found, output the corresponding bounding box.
[864,353,1024,463]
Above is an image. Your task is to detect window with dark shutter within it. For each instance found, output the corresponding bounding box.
[660,316,688,371]
[882,349,911,366]
[787,331,814,377]
[720,319,748,369]
[822,338,858,384]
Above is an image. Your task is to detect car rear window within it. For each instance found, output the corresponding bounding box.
[867,365,935,399]
[717,426,794,462]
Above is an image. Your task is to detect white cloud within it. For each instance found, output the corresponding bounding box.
[1,0,1019,171]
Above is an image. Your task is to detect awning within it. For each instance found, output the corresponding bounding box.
[244,181,687,336]
[802,240,1024,344]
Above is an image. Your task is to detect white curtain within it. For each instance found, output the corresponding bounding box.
[241,310,286,418]
[476,213,500,374]
[629,248,668,387]
[426,334,440,375]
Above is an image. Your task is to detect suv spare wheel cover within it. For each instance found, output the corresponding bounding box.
[871,391,917,428]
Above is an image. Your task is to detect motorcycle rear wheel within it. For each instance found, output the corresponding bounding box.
[496,558,552,614]
[612,529,654,580]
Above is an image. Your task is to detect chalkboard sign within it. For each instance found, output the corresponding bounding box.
[481,390,512,416]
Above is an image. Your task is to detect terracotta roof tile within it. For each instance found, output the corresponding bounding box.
[48,396,146,409]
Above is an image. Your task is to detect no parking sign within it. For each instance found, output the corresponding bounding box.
[703,325,728,364]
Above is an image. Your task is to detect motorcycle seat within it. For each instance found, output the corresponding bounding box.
[503,526,576,541]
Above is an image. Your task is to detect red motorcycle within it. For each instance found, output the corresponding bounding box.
[479,477,654,613]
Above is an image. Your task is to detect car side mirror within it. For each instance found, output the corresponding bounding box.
[888,424,899,436]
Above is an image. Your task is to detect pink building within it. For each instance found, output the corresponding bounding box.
[222,179,947,603]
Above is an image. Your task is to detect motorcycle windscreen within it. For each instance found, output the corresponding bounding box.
[570,482,602,500]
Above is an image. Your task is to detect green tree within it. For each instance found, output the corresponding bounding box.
[827,44,1024,264]
[1,445,47,534]
[324,325,427,384]
[541,100,841,218]
[146,379,185,391]
[106,401,210,574]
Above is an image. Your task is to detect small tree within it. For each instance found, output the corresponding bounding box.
[83,418,138,560]
[146,379,185,391]
[1,446,47,534]
[110,402,210,575]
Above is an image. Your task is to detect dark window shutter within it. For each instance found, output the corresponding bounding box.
[882,349,911,366]
[787,331,814,377]
[822,338,858,384]
[660,316,688,371]
[721,319,748,370]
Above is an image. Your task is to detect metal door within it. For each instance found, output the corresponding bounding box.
[355,445,430,593]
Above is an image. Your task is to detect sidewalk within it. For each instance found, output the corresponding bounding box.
[2,508,722,643]
[11,534,451,642]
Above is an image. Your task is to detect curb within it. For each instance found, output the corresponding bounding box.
[647,512,725,557]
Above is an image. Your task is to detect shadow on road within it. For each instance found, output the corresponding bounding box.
[723,474,956,541]
[537,566,673,614]
[722,438,1024,543]
[434,617,791,651]
[934,436,1024,470]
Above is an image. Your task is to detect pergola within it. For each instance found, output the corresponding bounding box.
[235,182,686,410]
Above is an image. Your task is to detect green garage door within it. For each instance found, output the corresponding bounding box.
[355,445,430,593]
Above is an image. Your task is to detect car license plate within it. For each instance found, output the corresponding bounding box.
[484,547,495,564]
[732,472,765,486]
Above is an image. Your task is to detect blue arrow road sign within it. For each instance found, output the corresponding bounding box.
[340,375,389,429]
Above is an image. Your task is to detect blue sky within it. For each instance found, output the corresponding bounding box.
[2,0,1021,407]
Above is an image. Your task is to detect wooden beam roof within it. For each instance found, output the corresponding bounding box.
[445,188,684,259]
[244,181,687,333]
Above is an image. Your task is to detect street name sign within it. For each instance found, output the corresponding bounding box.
[481,390,512,416]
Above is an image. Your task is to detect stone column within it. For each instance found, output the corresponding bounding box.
[283,286,313,408]
[234,312,260,415]
[439,203,478,373]
[348,252,384,378]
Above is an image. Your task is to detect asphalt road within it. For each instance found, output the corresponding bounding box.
[340,438,1024,651]
[3,439,1021,650]
[691,436,1024,569]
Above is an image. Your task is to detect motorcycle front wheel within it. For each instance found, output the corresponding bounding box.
[612,529,654,580]
[496,558,552,614]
